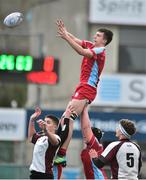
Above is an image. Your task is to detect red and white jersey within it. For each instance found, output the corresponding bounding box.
[80,40,105,88]
[29,133,61,175]
[100,139,142,179]
[72,40,105,102]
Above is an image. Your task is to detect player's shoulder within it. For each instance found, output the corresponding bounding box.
[106,141,121,149]
[101,141,121,156]
[82,40,94,48]
[54,134,61,141]
[131,141,141,151]
[93,47,105,55]
[84,40,93,44]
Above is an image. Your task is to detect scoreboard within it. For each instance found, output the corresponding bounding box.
[0,54,59,84]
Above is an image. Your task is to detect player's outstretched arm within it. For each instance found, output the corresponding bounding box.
[80,106,93,143]
[56,19,93,58]
[56,19,82,45]
[67,32,82,46]
[28,107,41,142]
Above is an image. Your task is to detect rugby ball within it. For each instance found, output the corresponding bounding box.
[3,12,24,27]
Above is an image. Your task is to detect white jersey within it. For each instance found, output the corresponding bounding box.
[100,139,142,179]
[29,133,60,174]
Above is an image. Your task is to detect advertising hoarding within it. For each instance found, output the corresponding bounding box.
[89,0,146,26]
[0,108,26,141]
[92,74,146,108]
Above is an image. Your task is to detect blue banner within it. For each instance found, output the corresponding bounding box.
[26,110,146,142]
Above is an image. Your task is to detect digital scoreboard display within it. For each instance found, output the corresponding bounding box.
[0,54,33,71]
[0,54,59,84]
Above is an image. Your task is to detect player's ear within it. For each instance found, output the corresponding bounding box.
[54,125,58,130]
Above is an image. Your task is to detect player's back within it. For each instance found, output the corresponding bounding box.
[81,135,107,179]
[116,141,141,179]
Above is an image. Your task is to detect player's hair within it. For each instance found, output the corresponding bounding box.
[45,115,59,126]
[98,28,113,46]
[120,119,136,136]
[91,127,103,142]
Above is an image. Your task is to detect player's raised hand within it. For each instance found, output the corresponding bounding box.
[30,107,41,121]
[56,19,68,39]
[89,149,98,159]
[56,19,65,29]
[37,119,46,130]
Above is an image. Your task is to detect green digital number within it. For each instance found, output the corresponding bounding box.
[0,54,15,70]
[16,55,33,71]
[25,56,33,71]
[0,54,33,72]
[16,56,25,71]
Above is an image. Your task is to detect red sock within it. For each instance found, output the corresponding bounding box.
[57,164,63,179]
[57,148,66,156]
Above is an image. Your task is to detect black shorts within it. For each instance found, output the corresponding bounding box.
[30,170,53,179]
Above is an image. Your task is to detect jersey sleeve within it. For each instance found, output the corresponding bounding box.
[90,47,105,60]
[82,40,94,48]
[92,141,120,169]
[31,133,41,144]
[99,141,120,163]
[133,142,142,173]
[54,134,61,145]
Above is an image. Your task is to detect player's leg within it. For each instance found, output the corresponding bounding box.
[60,117,74,149]
[58,99,87,152]
[53,164,63,179]
[54,118,73,168]
[64,99,88,120]
[54,99,88,171]
[68,99,88,115]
